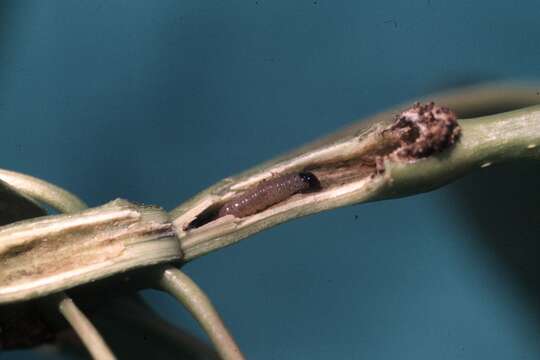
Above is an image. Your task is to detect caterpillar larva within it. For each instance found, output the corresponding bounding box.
[218,172,320,218]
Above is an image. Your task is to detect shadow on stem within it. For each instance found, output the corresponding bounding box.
[452,160,540,319]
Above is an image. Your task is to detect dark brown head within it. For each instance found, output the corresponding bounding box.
[298,172,321,192]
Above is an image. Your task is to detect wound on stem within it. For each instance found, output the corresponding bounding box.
[184,102,460,230]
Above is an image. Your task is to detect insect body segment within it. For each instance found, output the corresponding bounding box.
[218,172,320,218]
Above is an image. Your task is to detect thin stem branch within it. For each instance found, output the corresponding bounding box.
[97,295,220,360]
[55,293,116,360]
[158,267,245,360]
[0,178,46,225]
[0,168,87,213]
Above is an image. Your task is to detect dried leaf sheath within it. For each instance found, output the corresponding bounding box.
[0,199,181,304]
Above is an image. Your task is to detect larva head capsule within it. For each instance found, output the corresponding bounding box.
[298,172,321,191]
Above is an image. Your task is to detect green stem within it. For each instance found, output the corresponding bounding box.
[0,169,87,213]
[55,293,116,360]
[176,105,540,261]
[380,105,540,199]
[158,267,245,360]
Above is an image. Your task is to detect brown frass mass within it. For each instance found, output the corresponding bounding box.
[385,102,461,160]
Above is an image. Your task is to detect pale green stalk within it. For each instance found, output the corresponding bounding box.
[158,267,245,360]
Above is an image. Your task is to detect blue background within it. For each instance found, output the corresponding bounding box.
[3,1,540,359]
